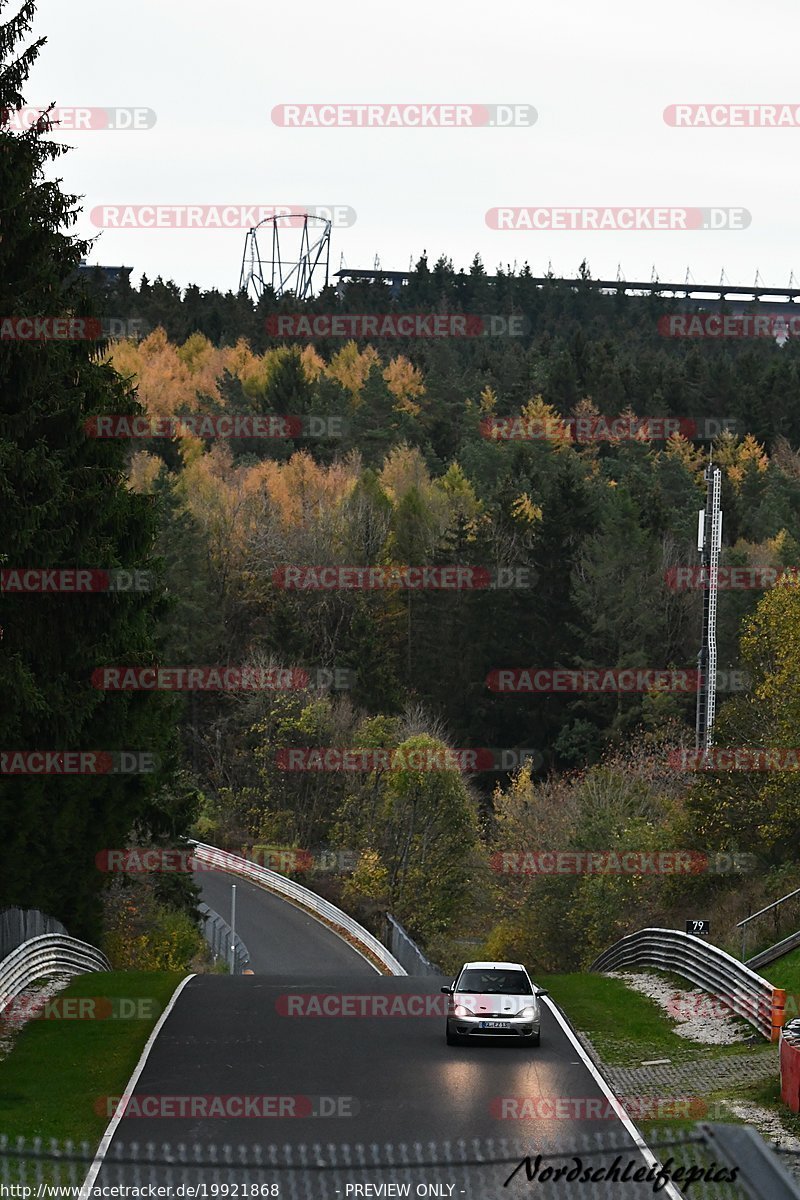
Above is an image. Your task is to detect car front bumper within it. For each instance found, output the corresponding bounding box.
[447,1015,539,1038]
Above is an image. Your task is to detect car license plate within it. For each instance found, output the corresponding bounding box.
[479,1020,511,1029]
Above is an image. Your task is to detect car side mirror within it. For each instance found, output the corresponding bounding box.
[441,984,453,993]
[536,989,549,997]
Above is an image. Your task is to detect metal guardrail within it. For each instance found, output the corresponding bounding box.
[739,886,800,929]
[748,928,800,971]
[0,934,110,1016]
[591,927,786,1041]
[385,913,441,976]
[197,901,251,974]
[189,842,407,976]
[737,885,800,961]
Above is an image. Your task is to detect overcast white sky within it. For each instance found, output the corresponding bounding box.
[27,0,800,294]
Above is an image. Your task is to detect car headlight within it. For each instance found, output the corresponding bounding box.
[517,1006,537,1019]
[454,1005,470,1017]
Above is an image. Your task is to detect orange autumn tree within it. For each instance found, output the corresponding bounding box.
[227,451,363,590]
[383,355,425,416]
[178,443,270,605]
[254,450,358,528]
[327,341,381,402]
[106,328,213,421]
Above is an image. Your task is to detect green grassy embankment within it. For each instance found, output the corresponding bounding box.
[0,971,183,1145]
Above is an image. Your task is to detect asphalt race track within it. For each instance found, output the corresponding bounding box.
[87,868,691,1199]
[198,868,373,975]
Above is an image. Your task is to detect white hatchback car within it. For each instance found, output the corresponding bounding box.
[442,960,545,1046]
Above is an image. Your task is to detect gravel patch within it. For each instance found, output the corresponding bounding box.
[606,970,754,1045]
[0,975,73,1062]
[726,1099,800,1151]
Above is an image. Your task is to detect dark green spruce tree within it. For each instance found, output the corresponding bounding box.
[0,0,178,937]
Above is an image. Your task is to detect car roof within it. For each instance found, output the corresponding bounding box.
[459,961,528,971]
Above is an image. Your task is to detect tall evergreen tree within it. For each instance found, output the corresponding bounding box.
[0,0,176,937]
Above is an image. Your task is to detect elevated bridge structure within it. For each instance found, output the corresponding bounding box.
[335,268,800,309]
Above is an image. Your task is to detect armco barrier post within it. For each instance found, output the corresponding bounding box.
[773,988,788,1041]
[780,1018,800,1112]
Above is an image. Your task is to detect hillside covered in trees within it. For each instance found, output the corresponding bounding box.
[80,265,800,967]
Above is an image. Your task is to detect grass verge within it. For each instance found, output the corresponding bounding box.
[545,968,800,1156]
[762,948,800,1020]
[542,971,771,1066]
[0,971,184,1145]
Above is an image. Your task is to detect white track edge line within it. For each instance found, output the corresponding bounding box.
[79,973,197,1198]
[542,995,684,1200]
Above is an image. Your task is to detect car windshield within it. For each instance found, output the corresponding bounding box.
[456,969,532,994]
